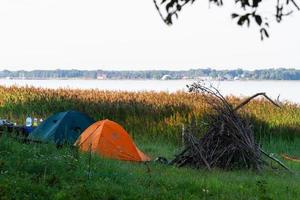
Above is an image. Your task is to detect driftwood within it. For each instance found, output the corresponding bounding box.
[234,92,281,111]
[260,149,292,173]
[170,82,290,172]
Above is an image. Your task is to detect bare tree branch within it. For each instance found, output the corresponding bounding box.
[234,92,281,112]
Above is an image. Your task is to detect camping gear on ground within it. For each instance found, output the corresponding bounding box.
[0,119,28,136]
[24,116,36,134]
[29,111,95,145]
[0,119,14,126]
[154,156,169,164]
[0,119,13,135]
[0,119,7,126]
[25,116,32,127]
[33,118,38,127]
[75,119,150,162]
[23,126,36,135]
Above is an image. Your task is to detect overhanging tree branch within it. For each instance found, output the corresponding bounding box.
[154,0,300,39]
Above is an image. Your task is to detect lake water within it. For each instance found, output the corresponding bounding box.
[0,79,300,103]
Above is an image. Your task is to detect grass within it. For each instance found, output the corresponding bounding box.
[0,135,299,200]
[0,86,300,199]
[1,86,300,141]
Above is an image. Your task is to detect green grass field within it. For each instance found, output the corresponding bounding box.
[0,135,299,200]
[0,86,300,199]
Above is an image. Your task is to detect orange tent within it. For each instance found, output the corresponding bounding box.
[74,119,150,162]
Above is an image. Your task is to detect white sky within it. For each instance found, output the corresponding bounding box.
[0,0,299,71]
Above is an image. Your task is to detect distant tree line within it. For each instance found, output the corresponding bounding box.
[1,68,300,80]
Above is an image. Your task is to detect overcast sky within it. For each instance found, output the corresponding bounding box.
[0,0,299,71]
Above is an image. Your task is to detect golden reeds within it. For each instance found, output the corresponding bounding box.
[0,86,299,141]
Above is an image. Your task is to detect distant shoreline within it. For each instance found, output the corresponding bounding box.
[2,68,300,81]
[2,78,300,81]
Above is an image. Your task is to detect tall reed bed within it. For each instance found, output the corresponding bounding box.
[0,86,299,142]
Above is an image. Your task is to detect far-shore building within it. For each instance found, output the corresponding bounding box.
[161,75,172,80]
[97,74,107,80]
[196,76,211,81]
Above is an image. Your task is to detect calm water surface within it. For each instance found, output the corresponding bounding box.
[0,79,299,103]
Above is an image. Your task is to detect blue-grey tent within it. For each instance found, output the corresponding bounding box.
[29,111,95,145]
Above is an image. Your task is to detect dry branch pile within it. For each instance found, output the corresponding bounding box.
[170,82,283,171]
